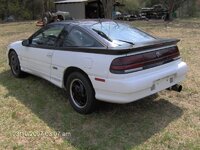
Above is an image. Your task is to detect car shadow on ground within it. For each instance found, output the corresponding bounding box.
[0,70,183,149]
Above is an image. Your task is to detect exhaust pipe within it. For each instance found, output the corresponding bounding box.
[168,84,182,92]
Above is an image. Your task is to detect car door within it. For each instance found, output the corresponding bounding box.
[21,25,64,81]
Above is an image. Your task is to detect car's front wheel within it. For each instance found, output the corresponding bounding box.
[9,51,26,78]
[66,72,96,114]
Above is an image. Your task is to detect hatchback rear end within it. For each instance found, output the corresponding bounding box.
[88,21,188,103]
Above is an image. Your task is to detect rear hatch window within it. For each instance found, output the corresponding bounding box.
[91,21,155,47]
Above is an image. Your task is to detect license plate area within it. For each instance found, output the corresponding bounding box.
[151,75,175,91]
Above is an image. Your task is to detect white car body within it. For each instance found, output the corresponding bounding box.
[7,20,188,113]
[8,39,187,104]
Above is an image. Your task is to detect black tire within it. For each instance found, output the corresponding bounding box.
[9,51,26,78]
[66,72,96,114]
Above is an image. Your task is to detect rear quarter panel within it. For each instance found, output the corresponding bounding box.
[51,50,120,87]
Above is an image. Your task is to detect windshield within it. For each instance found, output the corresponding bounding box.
[91,21,155,46]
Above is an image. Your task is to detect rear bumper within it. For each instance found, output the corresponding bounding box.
[90,60,188,103]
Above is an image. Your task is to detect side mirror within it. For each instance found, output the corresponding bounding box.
[22,39,30,46]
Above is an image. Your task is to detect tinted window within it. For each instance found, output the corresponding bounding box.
[31,26,64,47]
[91,22,155,45]
[61,28,102,47]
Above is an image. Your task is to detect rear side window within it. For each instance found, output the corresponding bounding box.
[61,28,102,47]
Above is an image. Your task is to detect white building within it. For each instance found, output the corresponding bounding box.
[54,0,104,19]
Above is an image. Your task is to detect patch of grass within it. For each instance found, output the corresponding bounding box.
[0,19,200,149]
[13,144,24,150]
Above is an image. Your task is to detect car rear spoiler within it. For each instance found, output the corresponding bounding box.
[109,38,180,55]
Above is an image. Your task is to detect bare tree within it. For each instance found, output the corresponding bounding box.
[43,0,48,12]
[6,0,9,17]
[101,0,115,18]
[160,0,188,19]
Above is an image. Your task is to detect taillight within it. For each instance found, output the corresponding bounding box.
[110,46,180,74]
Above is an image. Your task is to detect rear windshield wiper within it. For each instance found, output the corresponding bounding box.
[116,39,135,45]
[92,29,112,42]
[92,29,135,46]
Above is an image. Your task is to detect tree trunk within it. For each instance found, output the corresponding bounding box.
[6,0,9,18]
[168,0,175,20]
[101,0,114,19]
[43,0,48,12]
[32,1,35,20]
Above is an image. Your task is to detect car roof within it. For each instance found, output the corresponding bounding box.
[50,19,117,28]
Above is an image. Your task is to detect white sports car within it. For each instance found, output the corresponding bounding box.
[8,20,188,114]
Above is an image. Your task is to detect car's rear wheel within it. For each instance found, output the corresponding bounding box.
[66,72,96,114]
[9,51,26,78]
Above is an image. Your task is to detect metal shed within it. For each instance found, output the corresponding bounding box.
[54,0,103,19]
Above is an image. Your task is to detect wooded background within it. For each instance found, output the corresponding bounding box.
[0,0,55,20]
[0,0,199,21]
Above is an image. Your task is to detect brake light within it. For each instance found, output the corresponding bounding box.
[110,46,180,74]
